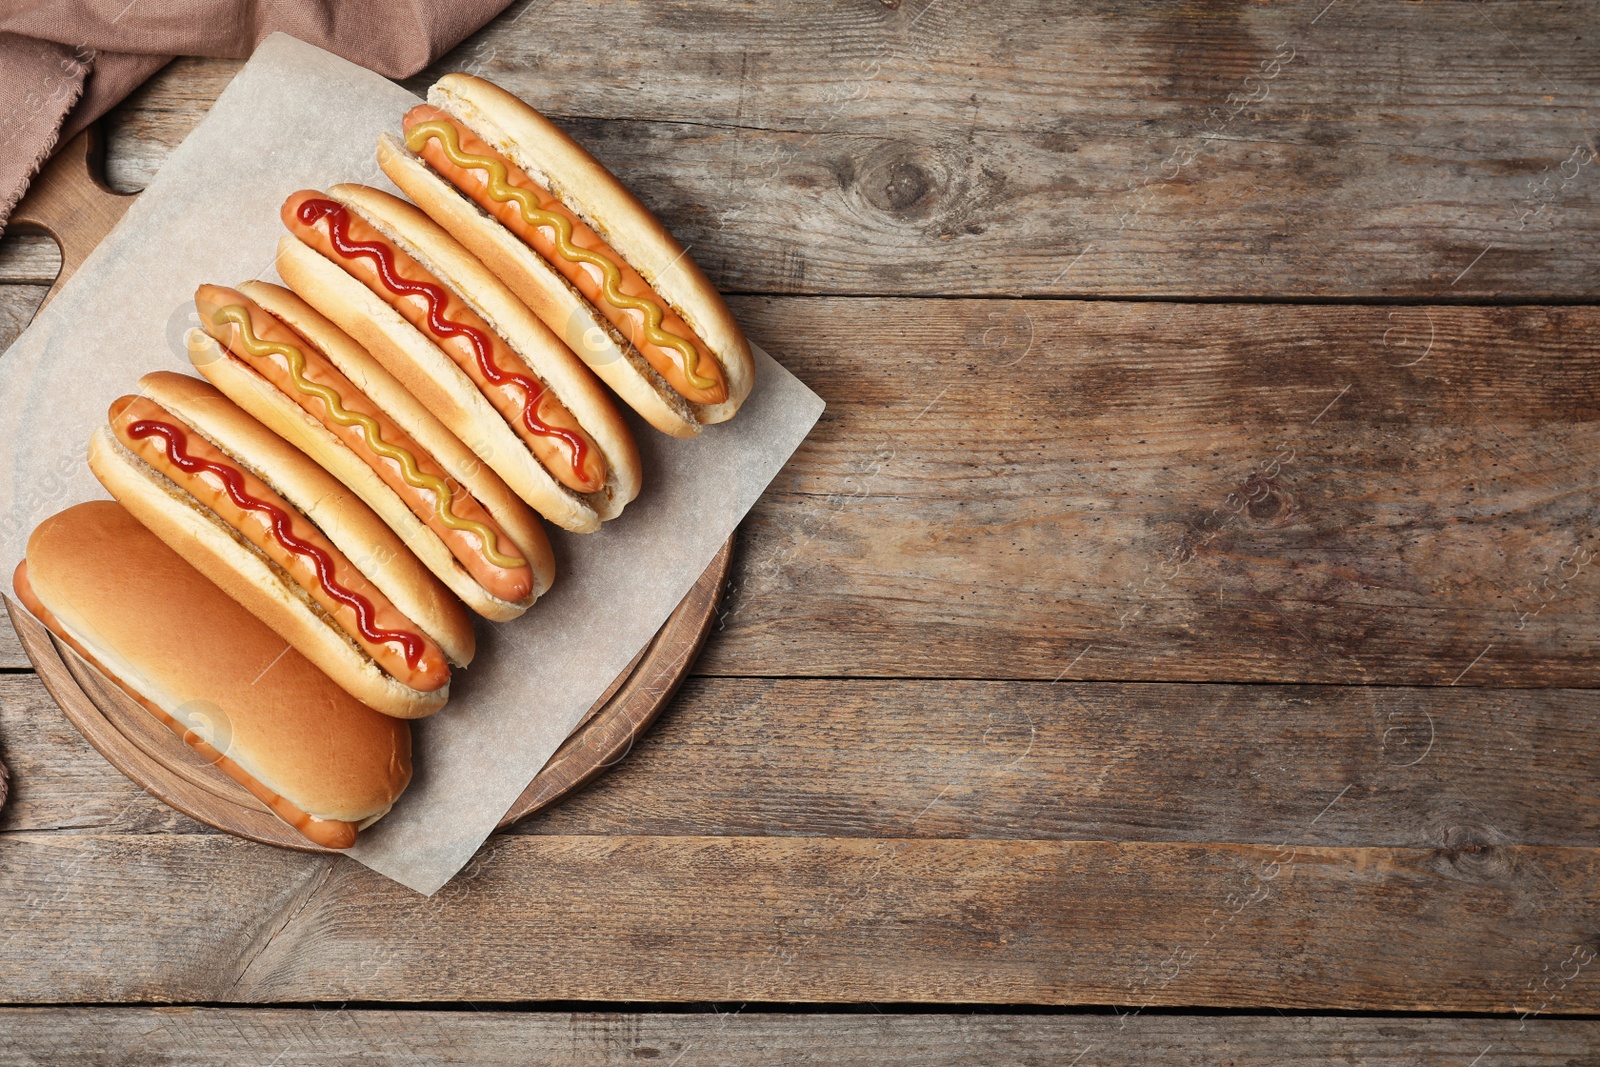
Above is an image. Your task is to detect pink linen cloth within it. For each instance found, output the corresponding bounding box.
[0,0,512,231]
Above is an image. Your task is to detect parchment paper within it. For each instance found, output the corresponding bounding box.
[0,33,824,895]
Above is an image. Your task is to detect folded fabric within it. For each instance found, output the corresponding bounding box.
[0,33,93,227]
[0,0,513,232]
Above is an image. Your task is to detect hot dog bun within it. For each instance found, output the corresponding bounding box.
[87,371,472,719]
[277,185,640,534]
[14,501,412,849]
[189,282,554,622]
[379,73,754,437]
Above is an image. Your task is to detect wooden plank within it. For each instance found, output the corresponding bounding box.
[92,5,1600,300]
[13,672,1599,848]
[0,834,328,1003]
[1,1008,1597,1065]
[0,236,59,286]
[1,832,1597,1008]
[522,678,1600,847]
[709,296,1600,686]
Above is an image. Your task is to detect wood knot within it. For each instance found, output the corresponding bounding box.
[1239,473,1293,527]
[853,142,946,220]
[1430,825,1514,882]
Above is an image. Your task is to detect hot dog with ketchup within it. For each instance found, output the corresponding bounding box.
[277,185,641,534]
[88,371,473,719]
[14,501,412,849]
[189,282,554,622]
[378,74,754,439]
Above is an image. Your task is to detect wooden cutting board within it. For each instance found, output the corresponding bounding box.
[4,126,731,851]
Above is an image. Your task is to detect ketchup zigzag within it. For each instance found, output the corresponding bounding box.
[294,198,591,478]
[127,418,428,669]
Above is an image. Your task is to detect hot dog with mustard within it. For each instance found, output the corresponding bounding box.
[379,74,754,438]
[189,282,554,621]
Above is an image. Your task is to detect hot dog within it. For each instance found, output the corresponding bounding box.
[14,501,412,849]
[87,371,473,719]
[189,282,555,622]
[378,74,754,438]
[277,185,641,534]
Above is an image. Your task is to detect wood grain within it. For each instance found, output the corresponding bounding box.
[23,4,1592,301]
[518,677,1600,848]
[0,236,59,285]
[11,673,1600,849]
[0,284,45,352]
[1,832,1597,1008]
[1,1008,1596,1065]
[471,0,1599,301]
[707,296,1600,686]
[0,833,327,1003]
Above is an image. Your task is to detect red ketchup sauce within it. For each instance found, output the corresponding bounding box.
[127,418,428,670]
[294,198,592,480]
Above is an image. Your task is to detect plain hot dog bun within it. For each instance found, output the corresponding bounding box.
[277,185,641,534]
[87,371,472,719]
[379,73,754,438]
[14,501,411,849]
[188,281,554,622]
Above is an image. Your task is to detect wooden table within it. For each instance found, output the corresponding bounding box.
[3,1,1599,1060]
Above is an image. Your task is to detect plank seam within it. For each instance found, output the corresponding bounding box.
[7,1003,1600,1018]
[680,672,1600,692]
[6,831,1600,853]
[11,285,1600,309]
[7,665,1600,690]
[720,292,1600,307]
